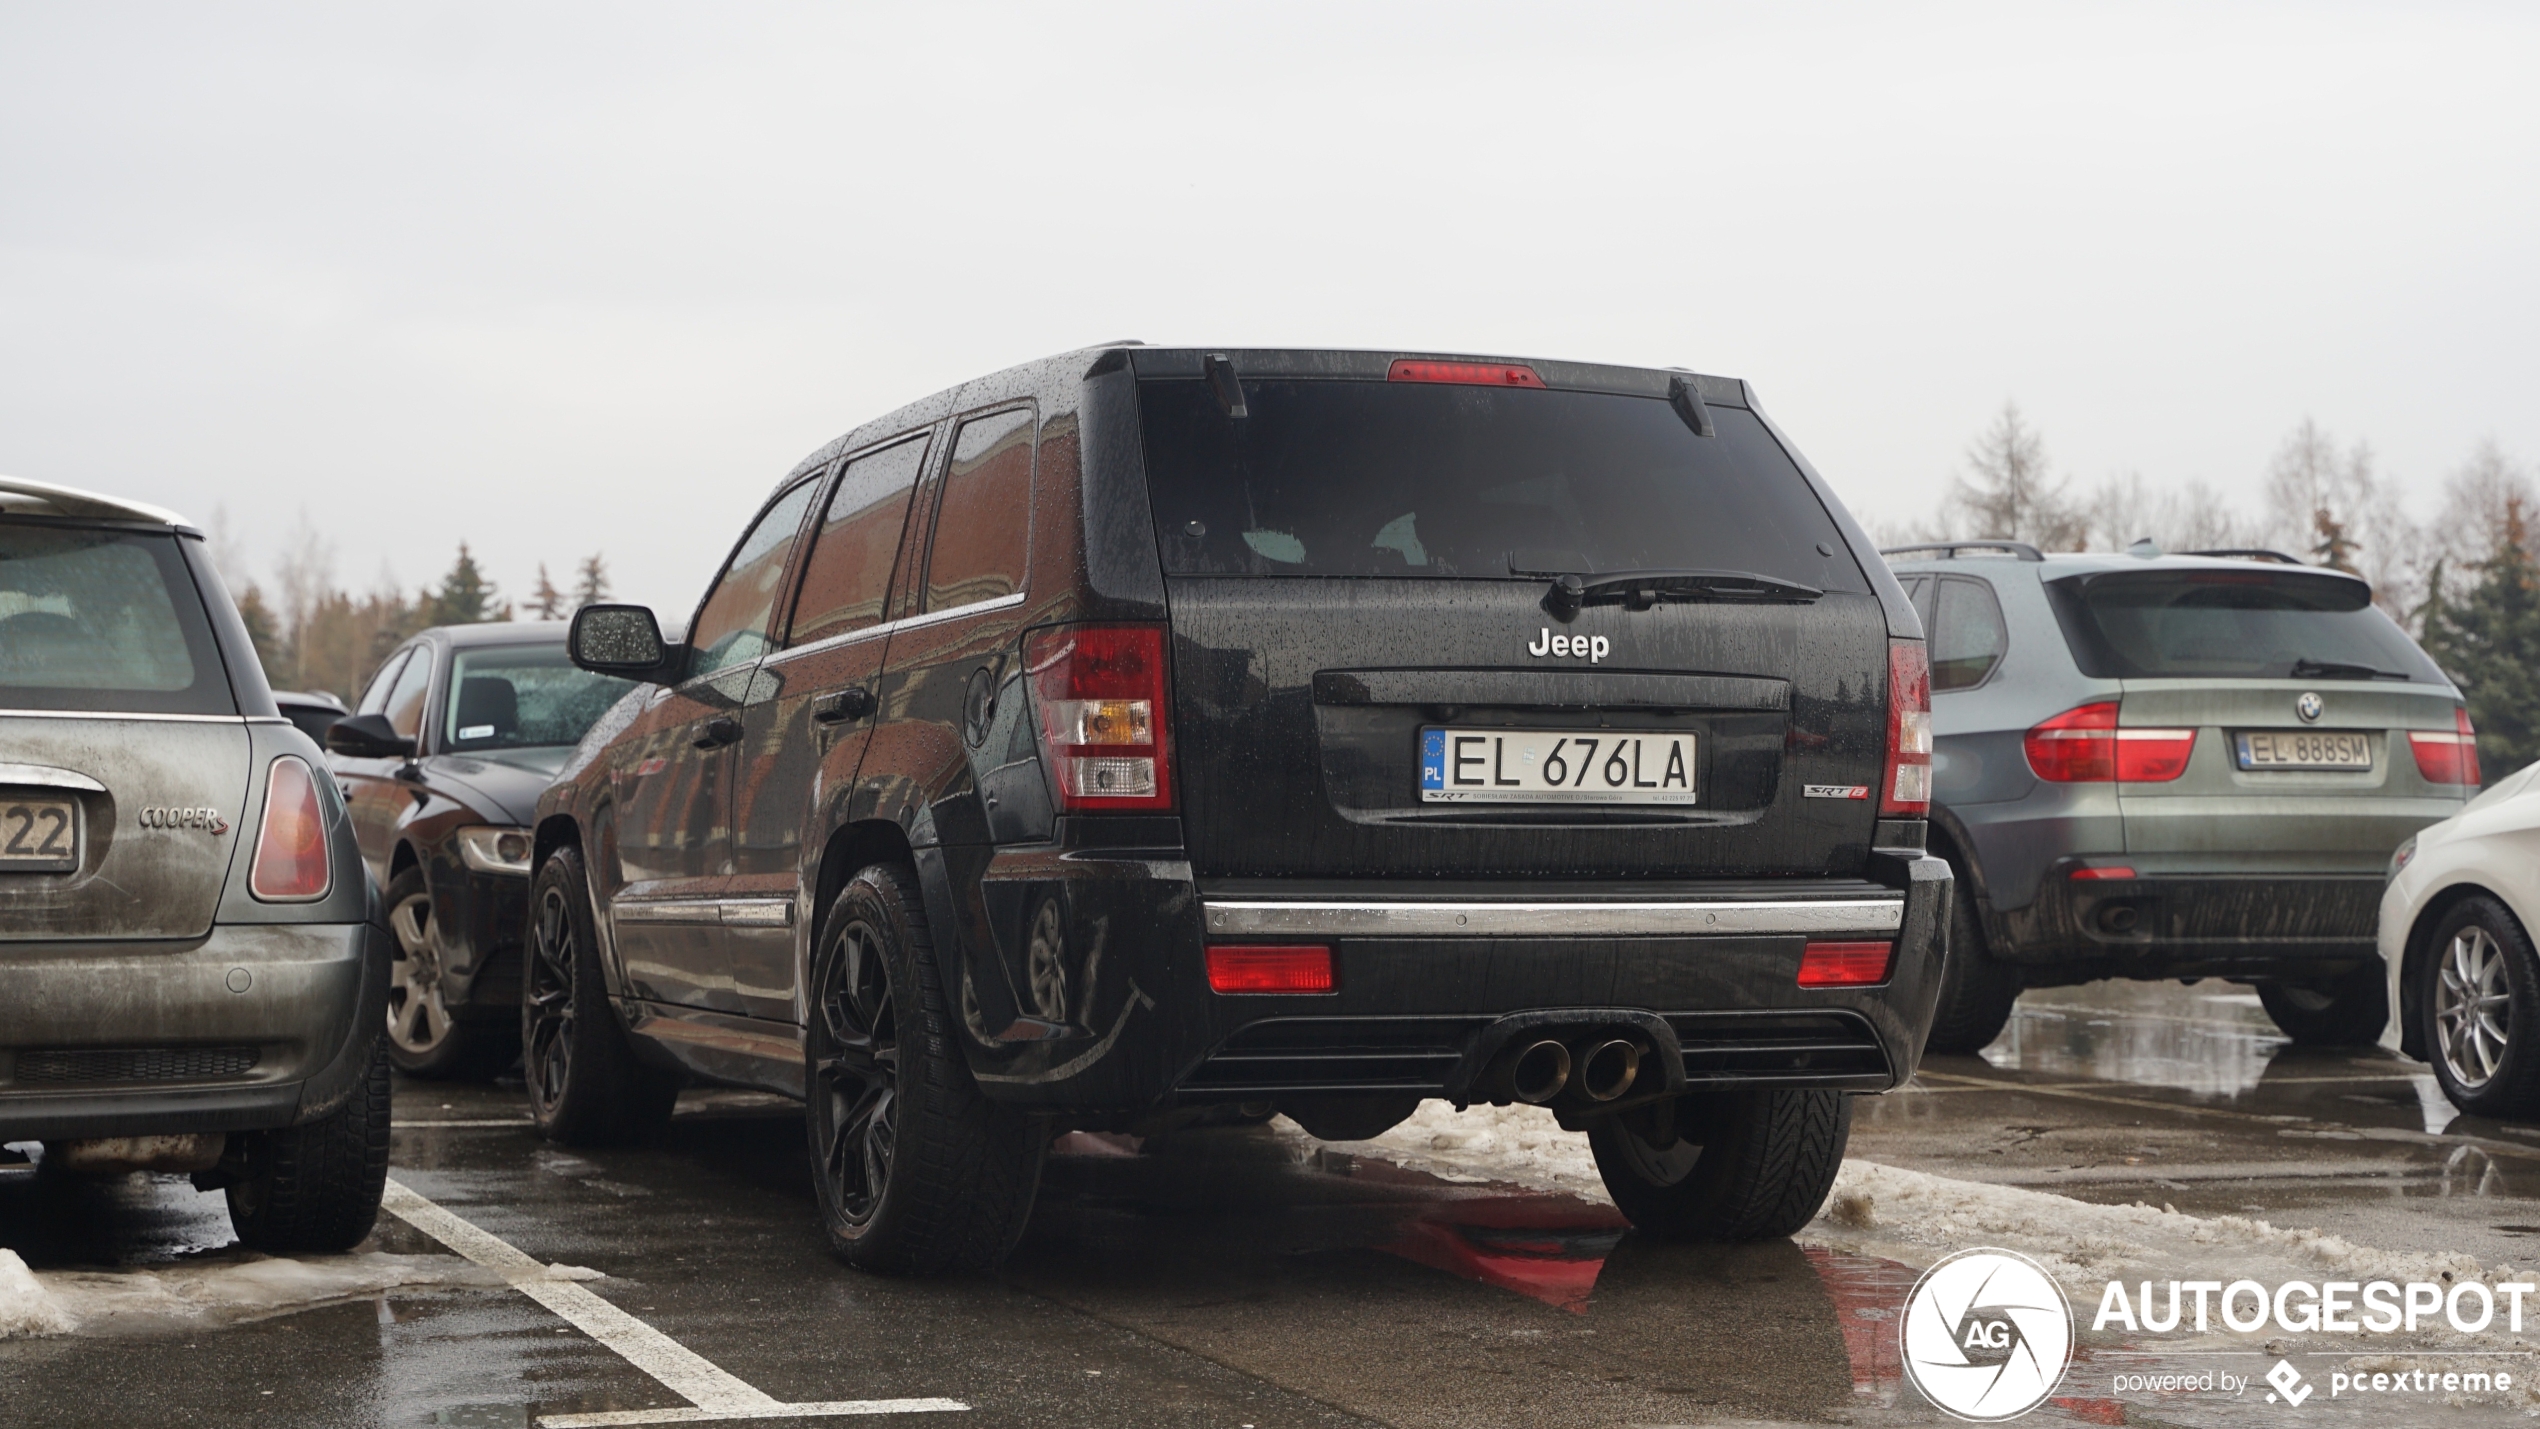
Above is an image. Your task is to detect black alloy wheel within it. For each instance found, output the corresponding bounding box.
[805,864,1045,1273]
[809,898,899,1232]
[521,845,678,1145]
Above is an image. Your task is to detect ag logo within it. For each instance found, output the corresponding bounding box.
[1901,1247,2072,1421]
[2296,691,2324,723]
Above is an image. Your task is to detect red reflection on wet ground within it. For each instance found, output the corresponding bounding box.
[1380,1199,1630,1312]
[1802,1245,1917,1400]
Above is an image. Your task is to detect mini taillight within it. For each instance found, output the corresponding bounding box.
[1386,359,1546,388]
[2022,702,2196,783]
[1026,624,1173,810]
[2411,708,2482,785]
[1206,945,1335,993]
[1797,941,1894,988]
[250,756,331,901]
[1881,641,1933,816]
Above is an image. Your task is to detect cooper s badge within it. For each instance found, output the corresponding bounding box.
[139,806,229,835]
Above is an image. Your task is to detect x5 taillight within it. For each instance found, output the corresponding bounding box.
[2411,707,2482,785]
[1881,641,1932,816]
[250,756,332,901]
[1026,624,1174,810]
[2022,702,2196,783]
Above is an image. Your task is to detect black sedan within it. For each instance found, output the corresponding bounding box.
[325,621,635,1077]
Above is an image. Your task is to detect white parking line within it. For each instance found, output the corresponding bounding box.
[380,1178,967,1426]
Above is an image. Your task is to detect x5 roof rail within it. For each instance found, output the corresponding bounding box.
[1878,540,2045,562]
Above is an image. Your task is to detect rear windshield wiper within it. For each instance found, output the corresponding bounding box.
[1513,562,1824,619]
[2288,657,2411,681]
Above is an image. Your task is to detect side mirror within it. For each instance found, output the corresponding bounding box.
[325,712,417,760]
[569,603,678,680]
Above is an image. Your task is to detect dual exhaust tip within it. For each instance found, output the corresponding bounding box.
[1500,1035,1645,1105]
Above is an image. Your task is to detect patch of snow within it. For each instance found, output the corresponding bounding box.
[1276,1101,1609,1201]
[539,1263,604,1282]
[0,1249,76,1339]
[37,1251,501,1334]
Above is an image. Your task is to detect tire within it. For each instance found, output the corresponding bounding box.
[384,865,518,1080]
[1589,1089,1851,1242]
[2418,896,2540,1118]
[806,863,1045,1274]
[2258,962,2389,1047]
[1923,869,2018,1055]
[523,845,679,1146]
[226,1038,391,1253]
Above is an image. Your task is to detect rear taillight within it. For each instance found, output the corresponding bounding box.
[250,756,331,901]
[1386,358,1546,388]
[2021,702,2196,783]
[2411,707,2482,785]
[1026,624,1173,810]
[1797,941,1895,988]
[1881,641,1933,816]
[1206,945,1335,993]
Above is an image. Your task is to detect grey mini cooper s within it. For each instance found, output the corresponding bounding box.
[0,477,391,1252]
[1884,541,2473,1054]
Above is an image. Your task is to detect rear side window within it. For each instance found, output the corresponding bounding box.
[1137,380,1864,591]
[792,435,928,644]
[357,650,411,715]
[924,407,1034,613]
[0,524,233,715]
[381,649,432,739]
[445,645,633,752]
[689,479,821,680]
[2046,569,2445,682]
[1930,576,2008,691]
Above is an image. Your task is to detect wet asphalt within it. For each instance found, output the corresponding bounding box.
[4,980,2537,1428]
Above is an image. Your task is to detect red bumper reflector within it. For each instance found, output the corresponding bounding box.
[1386,358,1546,388]
[1796,941,1894,988]
[2070,866,2138,881]
[1206,945,1335,994]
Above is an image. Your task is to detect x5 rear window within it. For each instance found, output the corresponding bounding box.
[1136,379,1866,592]
[2046,568,2445,683]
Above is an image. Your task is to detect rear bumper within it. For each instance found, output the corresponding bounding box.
[0,920,390,1141]
[1992,864,2384,983]
[952,848,1950,1119]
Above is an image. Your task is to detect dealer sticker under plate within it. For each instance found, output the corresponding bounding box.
[1420,727,1696,804]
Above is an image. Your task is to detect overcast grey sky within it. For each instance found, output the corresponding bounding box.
[4,2,2534,614]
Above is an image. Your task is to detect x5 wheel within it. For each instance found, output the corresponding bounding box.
[807,864,1044,1273]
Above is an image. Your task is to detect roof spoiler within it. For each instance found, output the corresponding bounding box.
[0,476,192,529]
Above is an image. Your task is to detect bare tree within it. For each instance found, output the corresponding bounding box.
[2425,440,2539,605]
[2083,474,2264,554]
[1945,403,2089,550]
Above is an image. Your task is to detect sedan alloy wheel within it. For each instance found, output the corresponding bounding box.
[2436,924,2512,1090]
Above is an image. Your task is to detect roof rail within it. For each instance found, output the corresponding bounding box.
[2183,548,2306,565]
[0,476,191,528]
[1878,540,2045,563]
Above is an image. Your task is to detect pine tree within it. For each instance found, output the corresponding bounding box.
[528,564,567,620]
[2420,496,2540,781]
[235,584,287,686]
[572,553,611,609]
[422,543,503,626]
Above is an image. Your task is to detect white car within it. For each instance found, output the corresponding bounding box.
[2380,757,2540,1116]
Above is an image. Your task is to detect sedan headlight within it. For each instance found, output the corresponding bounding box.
[2388,835,2418,878]
[454,825,534,876]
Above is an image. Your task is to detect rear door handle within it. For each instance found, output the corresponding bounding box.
[813,688,876,725]
[691,716,742,749]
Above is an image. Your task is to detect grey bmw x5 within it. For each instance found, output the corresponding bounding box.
[0,477,390,1252]
[1884,541,2471,1054]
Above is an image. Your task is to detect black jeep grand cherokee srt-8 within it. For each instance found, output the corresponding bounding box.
[531,346,1949,1271]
